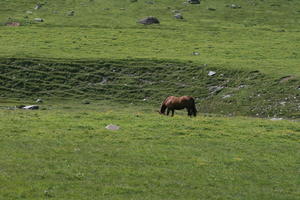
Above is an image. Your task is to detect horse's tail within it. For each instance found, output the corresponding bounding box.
[191,97,197,117]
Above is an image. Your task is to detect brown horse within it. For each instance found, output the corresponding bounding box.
[159,96,197,117]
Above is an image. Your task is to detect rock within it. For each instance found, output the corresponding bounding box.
[67,10,75,16]
[193,52,200,55]
[22,105,39,110]
[208,8,216,11]
[228,4,242,9]
[208,71,216,76]
[105,124,120,131]
[209,86,224,94]
[34,18,44,22]
[187,0,200,4]
[36,98,43,103]
[26,11,33,14]
[222,94,232,99]
[34,3,43,10]
[270,118,283,121]
[138,16,160,25]
[174,13,183,19]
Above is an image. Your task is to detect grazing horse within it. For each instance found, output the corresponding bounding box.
[159,96,197,117]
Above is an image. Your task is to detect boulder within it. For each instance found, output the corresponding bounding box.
[34,18,44,22]
[174,13,183,19]
[208,71,216,76]
[138,16,160,25]
[105,124,120,131]
[187,0,200,4]
[22,105,39,110]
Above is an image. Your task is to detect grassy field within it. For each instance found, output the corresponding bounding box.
[0,1,300,199]
[0,102,299,199]
[0,0,300,76]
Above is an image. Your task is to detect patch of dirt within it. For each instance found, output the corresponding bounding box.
[6,22,20,27]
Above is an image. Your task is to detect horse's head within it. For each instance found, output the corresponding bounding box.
[157,110,164,115]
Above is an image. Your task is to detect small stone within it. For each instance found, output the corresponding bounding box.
[138,16,160,25]
[105,124,120,131]
[26,11,33,14]
[187,0,200,4]
[67,10,75,16]
[36,98,43,103]
[22,105,39,110]
[270,118,283,121]
[208,71,216,76]
[174,13,184,19]
[228,4,242,9]
[34,3,43,10]
[193,52,200,55]
[222,94,232,99]
[34,18,44,22]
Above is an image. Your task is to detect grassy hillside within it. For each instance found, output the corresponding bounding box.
[0,0,300,76]
[0,102,299,199]
[1,58,299,118]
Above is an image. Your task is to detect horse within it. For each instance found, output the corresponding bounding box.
[159,96,197,117]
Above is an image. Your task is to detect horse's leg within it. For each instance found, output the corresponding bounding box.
[187,108,191,116]
[171,109,174,117]
[167,108,170,116]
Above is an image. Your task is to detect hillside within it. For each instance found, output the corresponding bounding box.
[0,0,300,76]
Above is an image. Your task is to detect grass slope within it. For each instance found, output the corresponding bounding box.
[0,102,299,199]
[1,58,299,118]
[0,0,300,76]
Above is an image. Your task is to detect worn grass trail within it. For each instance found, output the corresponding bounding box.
[0,102,299,199]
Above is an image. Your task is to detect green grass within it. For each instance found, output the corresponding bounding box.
[0,2,300,198]
[0,0,300,76]
[0,102,299,199]
[1,58,299,118]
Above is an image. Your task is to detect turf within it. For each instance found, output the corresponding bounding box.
[0,102,299,199]
[0,0,300,76]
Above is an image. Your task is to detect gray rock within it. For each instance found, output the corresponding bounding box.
[187,0,200,4]
[208,8,216,11]
[174,13,183,19]
[34,3,43,10]
[105,124,120,131]
[270,118,283,121]
[34,18,44,22]
[36,98,43,103]
[193,52,200,55]
[222,94,232,99]
[22,105,39,110]
[208,71,216,76]
[209,86,224,94]
[138,16,160,25]
[67,10,75,16]
[228,4,242,9]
